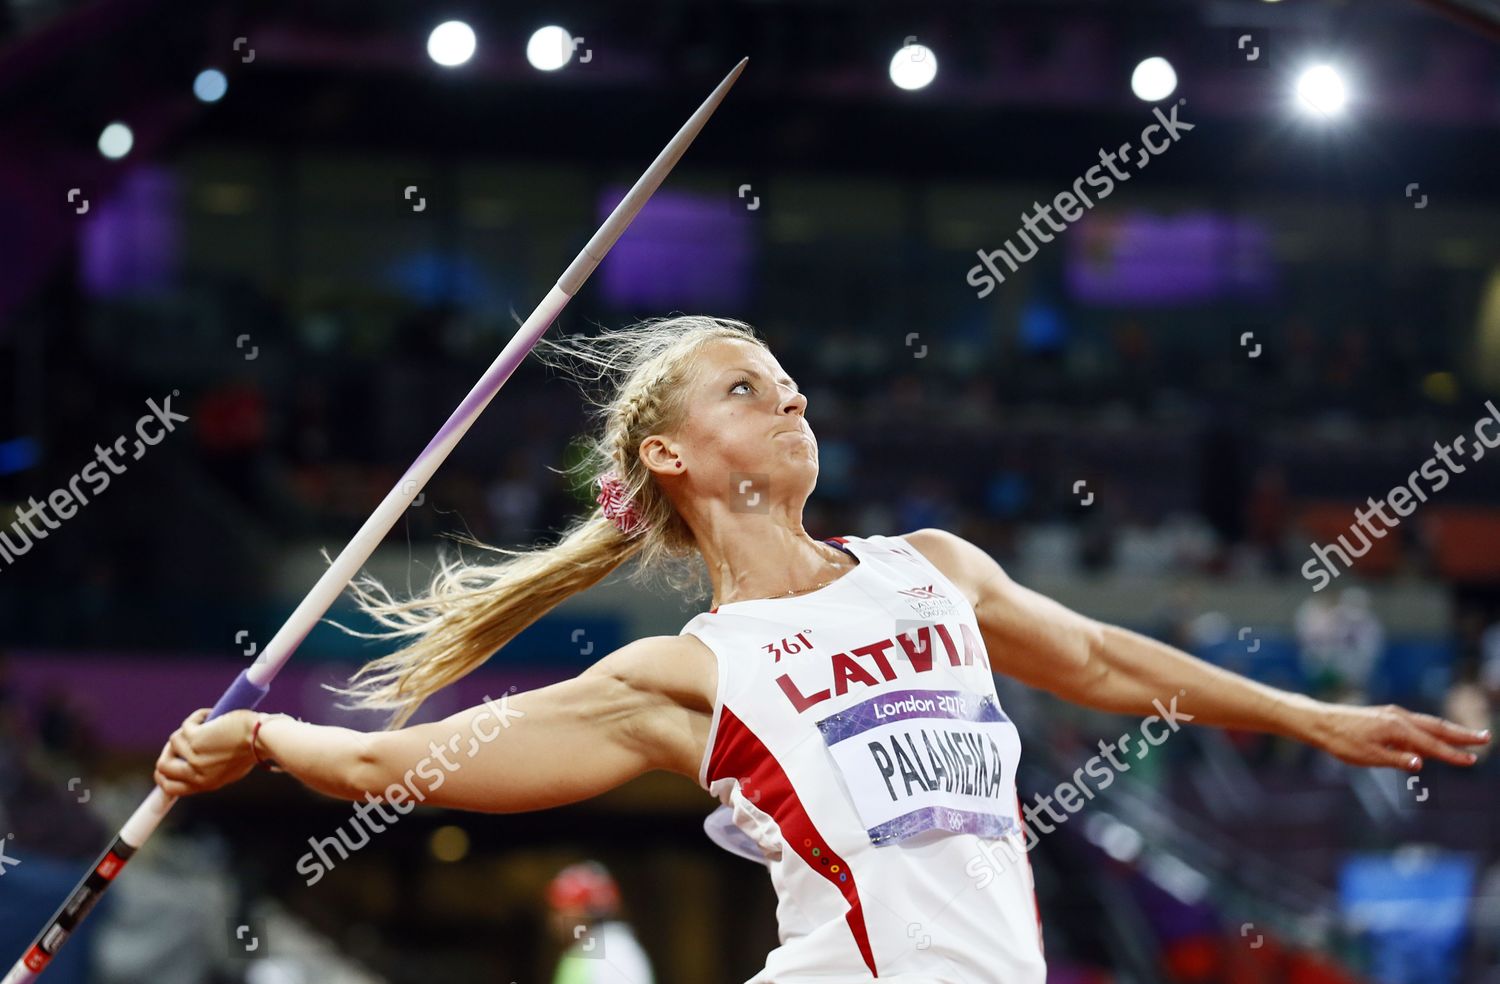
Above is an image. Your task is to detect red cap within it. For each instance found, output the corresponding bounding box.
[546,861,622,916]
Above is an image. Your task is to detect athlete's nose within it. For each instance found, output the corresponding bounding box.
[780,388,807,417]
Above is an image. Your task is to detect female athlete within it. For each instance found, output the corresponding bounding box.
[155,315,1490,983]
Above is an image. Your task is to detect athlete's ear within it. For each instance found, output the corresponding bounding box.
[639,434,685,477]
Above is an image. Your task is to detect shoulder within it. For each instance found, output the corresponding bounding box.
[583,633,717,715]
[897,528,1007,607]
[898,527,1001,574]
[575,634,719,780]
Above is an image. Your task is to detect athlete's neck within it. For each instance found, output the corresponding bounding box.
[701,526,856,608]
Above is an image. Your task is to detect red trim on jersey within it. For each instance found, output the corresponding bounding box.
[708,706,879,977]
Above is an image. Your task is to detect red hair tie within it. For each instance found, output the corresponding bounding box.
[595,470,643,536]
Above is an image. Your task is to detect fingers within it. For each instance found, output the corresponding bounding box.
[1383,707,1488,767]
[168,731,202,774]
[1328,704,1492,771]
[156,755,198,782]
[1409,712,1491,746]
[154,765,196,798]
[154,740,176,779]
[154,768,187,797]
[179,708,211,739]
[154,748,199,796]
[152,711,219,798]
[1393,719,1476,768]
[1344,743,1423,770]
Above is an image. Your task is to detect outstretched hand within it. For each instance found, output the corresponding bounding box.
[1307,701,1490,770]
[153,708,259,797]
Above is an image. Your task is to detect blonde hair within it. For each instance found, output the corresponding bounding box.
[331,314,766,726]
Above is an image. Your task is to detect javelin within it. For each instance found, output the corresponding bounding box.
[3,55,748,984]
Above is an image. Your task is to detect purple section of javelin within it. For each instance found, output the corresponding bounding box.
[816,689,1008,746]
[207,669,270,719]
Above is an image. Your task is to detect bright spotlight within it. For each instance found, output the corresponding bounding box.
[1131,57,1177,102]
[427,20,477,68]
[193,68,228,103]
[889,42,937,91]
[527,25,576,71]
[98,122,133,159]
[1295,64,1347,116]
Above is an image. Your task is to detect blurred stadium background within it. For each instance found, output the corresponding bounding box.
[3,0,1500,982]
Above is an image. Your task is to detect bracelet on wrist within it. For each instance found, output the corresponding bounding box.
[250,714,285,773]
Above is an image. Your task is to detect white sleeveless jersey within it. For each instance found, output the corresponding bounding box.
[681,533,1047,983]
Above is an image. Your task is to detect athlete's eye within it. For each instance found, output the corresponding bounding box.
[730,378,753,395]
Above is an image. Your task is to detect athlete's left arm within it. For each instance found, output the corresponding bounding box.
[902,528,1490,771]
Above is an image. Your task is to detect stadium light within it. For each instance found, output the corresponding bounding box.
[527,25,578,71]
[1131,57,1177,102]
[1295,64,1348,117]
[98,122,133,159]
[889,41,937,91]
[193,68,228,103]
[428,20,477,68]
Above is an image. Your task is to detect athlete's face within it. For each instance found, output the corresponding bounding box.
[643,337,816,507]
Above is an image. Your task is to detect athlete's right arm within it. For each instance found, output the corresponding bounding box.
[154,634,718,812]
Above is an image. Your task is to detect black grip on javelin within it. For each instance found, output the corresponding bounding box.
[14,836,137,976]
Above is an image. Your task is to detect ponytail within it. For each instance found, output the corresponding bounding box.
[331,514,642,726]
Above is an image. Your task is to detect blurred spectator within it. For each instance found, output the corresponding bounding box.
[545,861,654,984]
[1442,657,1490,761]
[1445,611,1496,756]
[1245,464,1290,572]
[1296,588,1385,704]
[1114,512,1219,577]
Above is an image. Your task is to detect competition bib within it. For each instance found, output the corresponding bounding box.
[816,688,1021,845]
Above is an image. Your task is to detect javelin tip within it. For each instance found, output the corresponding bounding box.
[558,57,749,294]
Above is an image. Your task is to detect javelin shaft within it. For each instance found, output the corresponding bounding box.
[3,56,747,984]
